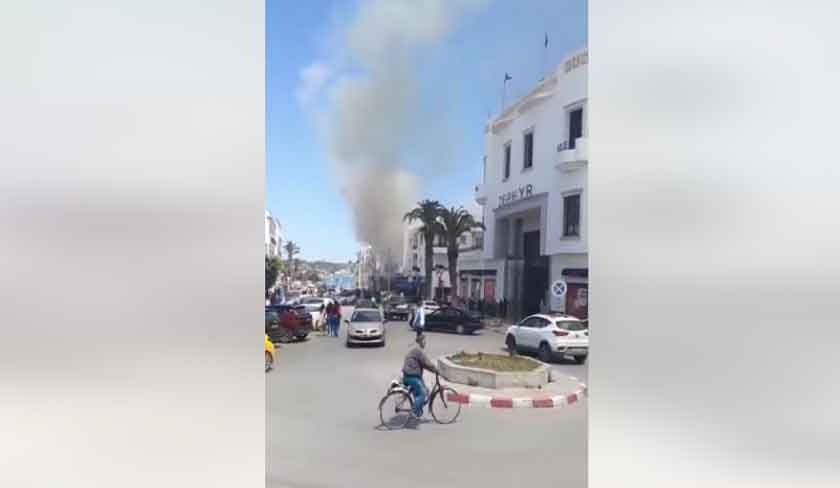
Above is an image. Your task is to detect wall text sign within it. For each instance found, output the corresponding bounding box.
[497,184,534,208]
[564,50,588,74]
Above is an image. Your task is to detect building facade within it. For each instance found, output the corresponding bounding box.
[469,48,589,319]
[401,221,485,301]
[265,210,281,258]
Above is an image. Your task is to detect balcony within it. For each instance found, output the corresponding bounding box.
[474,183,487,205]
[555,137,588,172]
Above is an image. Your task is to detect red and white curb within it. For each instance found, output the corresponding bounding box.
[445,382,588,409]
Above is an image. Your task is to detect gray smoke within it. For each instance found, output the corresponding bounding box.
[327,0,486,258]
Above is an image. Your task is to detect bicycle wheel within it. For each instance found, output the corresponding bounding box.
[430,387,462,424]
[378,390,413,430]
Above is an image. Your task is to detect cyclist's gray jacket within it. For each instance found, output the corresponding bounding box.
[402,347,437,376]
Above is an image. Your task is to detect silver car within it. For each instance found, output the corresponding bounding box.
[345,308,386,347]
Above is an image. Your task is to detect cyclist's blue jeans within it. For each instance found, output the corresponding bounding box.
[403,374,427,417]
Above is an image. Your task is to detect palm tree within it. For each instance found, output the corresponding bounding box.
[403,199,444,299]
[438,206,484,301]
[283,240,300,287]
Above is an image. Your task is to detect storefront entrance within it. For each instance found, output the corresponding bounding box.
[522,230,549,316]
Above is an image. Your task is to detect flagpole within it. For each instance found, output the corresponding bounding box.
[541,32,549,81]
[500,78,506,113]
[501,73,511,113]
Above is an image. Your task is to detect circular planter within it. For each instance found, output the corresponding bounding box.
[438,354,551,389]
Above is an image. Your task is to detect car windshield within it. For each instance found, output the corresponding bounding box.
[556,321,587,331]
[352,311,382,322]
[302,297,322,304]
[389,298,406,305]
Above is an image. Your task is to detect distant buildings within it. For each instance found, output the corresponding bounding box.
[265,210,281,258]
[401,221,485,301]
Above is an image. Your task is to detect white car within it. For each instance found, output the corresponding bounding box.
[345,308,386,347]
[505,313,589,364]
[421,300,439,313]
[299,296,334,322]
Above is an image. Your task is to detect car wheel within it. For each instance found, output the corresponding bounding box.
[538,342,553,363]
[505,335,517,353]
[277,327,294,343]
[574,355,587,365]
[455,324,465,335]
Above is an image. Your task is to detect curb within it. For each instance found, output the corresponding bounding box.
[445,383,588,409]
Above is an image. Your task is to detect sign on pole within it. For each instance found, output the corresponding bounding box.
[551,279,567,298]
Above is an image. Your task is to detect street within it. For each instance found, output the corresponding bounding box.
[266,307,587,488]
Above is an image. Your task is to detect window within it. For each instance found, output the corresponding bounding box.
[503,142,511,180]
[563,193,581,237]
[482,155,487,181]
[351,310,382,322]
[568,108,583,149]
[523,130,534,169]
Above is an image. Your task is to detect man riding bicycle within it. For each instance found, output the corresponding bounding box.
[402,333,438,418]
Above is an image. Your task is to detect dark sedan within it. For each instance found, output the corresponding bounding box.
[422,306,483,335]
[265,304,313,343]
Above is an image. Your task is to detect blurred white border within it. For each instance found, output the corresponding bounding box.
[591,1,840,486]
[0,1,264,486]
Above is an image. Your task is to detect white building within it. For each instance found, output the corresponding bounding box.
[468,48,589,319]
[401,220,485,301]
[265,209,281,258]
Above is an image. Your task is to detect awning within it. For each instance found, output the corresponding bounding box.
[561,268,588,278]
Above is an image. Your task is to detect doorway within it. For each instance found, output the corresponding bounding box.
[522,230,549,316]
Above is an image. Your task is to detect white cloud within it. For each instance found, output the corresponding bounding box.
[295,61,332,107]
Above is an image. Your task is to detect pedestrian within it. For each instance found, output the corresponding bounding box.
[325,301,334,337]
[327,300,339,337]
[411,302,425,336]
[333,302,342,337]
[318,301,327,334]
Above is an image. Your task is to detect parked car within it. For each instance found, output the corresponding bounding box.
[345,308,386,347]
[384,296,411,321]
[265,334,275,372]
[299,296,329,314]
[421,300,439,313]
[422,306,484,335]
[354,298,376,309]
[504,313,588,364]
[265,304,313,343]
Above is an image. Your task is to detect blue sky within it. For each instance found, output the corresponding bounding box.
[267,0,586,262]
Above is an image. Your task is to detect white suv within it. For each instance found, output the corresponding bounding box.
[505,313,589,364]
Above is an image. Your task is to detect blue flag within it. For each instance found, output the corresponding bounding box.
[544,33,549,48]
[504,72,512,82]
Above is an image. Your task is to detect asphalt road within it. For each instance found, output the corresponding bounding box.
[266,306,587,488]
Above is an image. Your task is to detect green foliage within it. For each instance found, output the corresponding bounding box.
[265,255,283,292]
[403,199,444,298]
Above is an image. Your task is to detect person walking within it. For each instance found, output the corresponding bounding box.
[327,300,341,337]
[325,301,334,337]
[411,302,425,336]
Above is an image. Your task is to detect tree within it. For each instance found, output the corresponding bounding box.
[265,255,283,294]
[283,241,300,285]
[304,269,320,283]
[403,199,444,299]
[438,206,484,301]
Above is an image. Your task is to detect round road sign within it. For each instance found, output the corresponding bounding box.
[551,280,567,298]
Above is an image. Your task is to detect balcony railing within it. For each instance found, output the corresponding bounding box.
[555,137,588,172]
[474,183,487,205]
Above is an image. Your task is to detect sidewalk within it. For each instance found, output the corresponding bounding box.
[481,317,511,335]
[439,370,587,409]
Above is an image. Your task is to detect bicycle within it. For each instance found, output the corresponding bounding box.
[378,371,462,429]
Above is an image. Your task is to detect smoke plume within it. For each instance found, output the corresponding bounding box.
[326,0,486,258]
